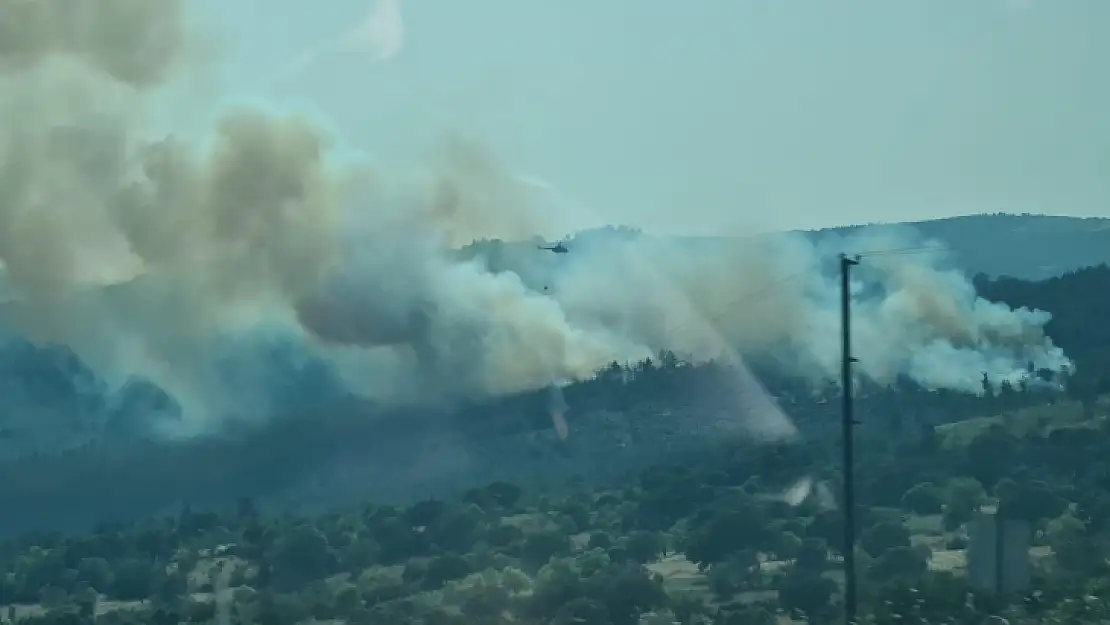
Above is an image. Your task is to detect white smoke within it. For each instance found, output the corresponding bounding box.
[0,0,1070,438]
[776,476,837,512]
[281,0,405,80]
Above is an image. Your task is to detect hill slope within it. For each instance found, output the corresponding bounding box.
[818,213,1110,280]
[0,262,1107,535]
[490,213,1110,281]
[0,214,1107,498]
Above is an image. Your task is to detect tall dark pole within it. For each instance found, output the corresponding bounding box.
[840,253,859,624]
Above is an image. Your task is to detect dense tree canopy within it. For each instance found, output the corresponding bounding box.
[2,259,1110,624]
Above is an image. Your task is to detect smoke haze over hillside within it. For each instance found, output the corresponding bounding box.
[0,0,1071,439]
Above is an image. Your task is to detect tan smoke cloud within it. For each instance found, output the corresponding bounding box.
[0,0,187,87]
[0,0,1070,437]
[0,0,353,415]
[0,0,590,420]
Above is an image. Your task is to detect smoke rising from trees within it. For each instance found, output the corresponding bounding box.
[0,0,1070,437]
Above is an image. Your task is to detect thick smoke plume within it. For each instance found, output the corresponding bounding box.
[0,1,1069,438]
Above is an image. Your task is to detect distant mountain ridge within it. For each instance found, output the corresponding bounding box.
[0,214,1108,533]
[486,213,1110,281]
[0,212,1106,458]
[818,213,1110,280]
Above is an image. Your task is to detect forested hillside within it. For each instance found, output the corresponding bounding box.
[2,0,1106,617]
[463,213,1110,284]
[975,264,1110,389]
[1,227,1110,625]
[820,213,1110,280]
[0,213,1102,458]
[0,262,1107,531]
[0,265,1109,623]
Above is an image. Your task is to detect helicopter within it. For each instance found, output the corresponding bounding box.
[536,240,569,293]
[537,241,569,254]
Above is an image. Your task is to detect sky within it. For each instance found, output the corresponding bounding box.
[188,0,1110,236]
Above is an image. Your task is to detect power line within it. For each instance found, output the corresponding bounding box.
[851,245,951,258]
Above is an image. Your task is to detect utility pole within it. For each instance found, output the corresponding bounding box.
[840,253,860,625]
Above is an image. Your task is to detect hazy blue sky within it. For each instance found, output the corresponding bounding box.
[191,0,1110,235]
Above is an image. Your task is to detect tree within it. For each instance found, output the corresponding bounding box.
[871,572,976,624]
[778,569,836,622]
[584,564,669,625]
[405,499,447,528]
[555,597,611,625]
[901,483,944,515]
[996,479,1068,523]
[429,504,484,553]
[154,571,187,606]
[1046,513,1105,575]
[460,584,512,620]
[181,597,218,623]
[683,504,768,569]
[964,429,1019,486]
[860,520,911,558]
[774,531,803,561]
[521,531,571,573]
[333,585,364,619]
[706,552,758,598]
[109,558,158,601]
[423,554,473,590]
[368,515,430,565]
[806,506,873,554]
[794,538,828,572]
[587,532,614,551]
[868,545,929,584]
[943,477,986,529]
[267,525,337,591]
[75,557,113,593]
[74,587,98,620]
[622,531,667,564]
[487,521,525,549]
[557,499,593,533]
[339,533,380,571]
[1046,512,1085,546]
